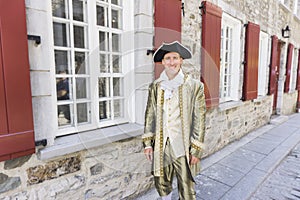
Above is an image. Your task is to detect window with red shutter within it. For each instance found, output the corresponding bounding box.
[243,22,260,101]
[154,0,182,78]
[284,43,294,93]
[201,1,222,108]
[0,0,35,162]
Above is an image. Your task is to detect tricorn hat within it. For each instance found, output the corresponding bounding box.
[153,41,192,62]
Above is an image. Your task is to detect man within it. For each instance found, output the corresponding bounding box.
[142,41,206,200]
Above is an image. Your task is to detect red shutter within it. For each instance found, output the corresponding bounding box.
[242,22,260,101]
[268,36,279,95]
[297,49,300,91]
[0,0,35,161]
[0,34,8,135]
[201,1,222,108]
[284,43,294,93]
[154,0,182,78]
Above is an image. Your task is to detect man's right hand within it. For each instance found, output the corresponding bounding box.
[144,147,153,161]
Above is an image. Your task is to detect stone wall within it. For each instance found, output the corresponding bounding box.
[0,138,152,200]
[281,91,298,115]
[204,96,273,157]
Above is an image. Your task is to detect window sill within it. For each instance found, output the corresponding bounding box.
[38,123,144,160]
[218,100,243,111]
[293,14,300,22]
[254,95,269,102]
[279,2,291,13]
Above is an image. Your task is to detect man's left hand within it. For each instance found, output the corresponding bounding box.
[189,155,200,165]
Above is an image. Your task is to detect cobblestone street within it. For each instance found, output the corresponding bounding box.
[250,143,300,200]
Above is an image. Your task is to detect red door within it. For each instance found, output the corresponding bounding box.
[273,42,282,112]
[269,36,281,113]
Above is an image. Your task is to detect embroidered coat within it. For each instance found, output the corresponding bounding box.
[142,74,206,178]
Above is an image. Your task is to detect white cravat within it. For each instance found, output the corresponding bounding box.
[159,69,184,99]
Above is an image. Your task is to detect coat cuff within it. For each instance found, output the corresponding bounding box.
[190,143,203,158]
[142,132,154,148]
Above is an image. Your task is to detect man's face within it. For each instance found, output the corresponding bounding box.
[162,52,183,77]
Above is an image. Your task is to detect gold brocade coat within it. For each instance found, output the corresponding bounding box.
[142,74,206,178]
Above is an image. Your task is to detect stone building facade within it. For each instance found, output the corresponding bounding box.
[0,0,300,199]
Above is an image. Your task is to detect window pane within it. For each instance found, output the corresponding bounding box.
[100,54,109,73]
[73,0,84,21]
[96,5,106,26]
[58,104,72,126]
[111,0,121,5]
[53,22,68,46]
[99,31,108,51]
[74,26,85,48]
[114,99,123,118]
[76,78,87,99]
[111,9,121,29]
[77,103,89,123]
[113,55,121,73]
[52,0,68,18]
[56,77,71,100]
[75,52,86,74]
[113,78,121,96]
[112,33,120,52]
[55,50,70,74]
[99,77,110,97]
[99,101,111,120]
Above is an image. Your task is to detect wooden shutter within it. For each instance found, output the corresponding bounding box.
[297,49,300,91]
[0,34,8,135]
[154,0,182,78]
[242,22,260,101]
[201,1,222,108]
[268,36,279,95]
[0,0,35,161]
[284,43,294,93]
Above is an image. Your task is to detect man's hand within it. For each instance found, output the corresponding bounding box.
[189,155,200,165]
[144,147,153,161]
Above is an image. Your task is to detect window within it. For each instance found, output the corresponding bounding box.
[281,0,290,6]
[220,14,241,102]
[294,0,300,16]
[290,48,299,92]
[258,32,270,96]
[52,0,133,136]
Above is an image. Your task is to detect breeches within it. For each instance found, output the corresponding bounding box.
[154,139,196,200]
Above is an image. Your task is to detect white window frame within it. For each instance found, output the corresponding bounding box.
[294,0,300,17]
[258,31,270,96]
[52,0,134,136]
[290,48,298,92]
[219,13,241,103]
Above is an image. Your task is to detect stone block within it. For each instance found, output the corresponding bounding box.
[4,155,32,170]
[219,154,257,173]
[30,71,52,96]
[220,169,266,200]
[26,0,50,11]
[195,174,231,200]
[32,96,57,142]
[135,15,153,31]
[26,8,54,71]
[200,164,244,187]
[0,176,21,194]
[134,0,152,16]
[27,155,81,185]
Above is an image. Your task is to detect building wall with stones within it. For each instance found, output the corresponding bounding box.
[0,0,300,199]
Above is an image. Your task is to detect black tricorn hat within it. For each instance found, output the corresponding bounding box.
[153,41,192,62]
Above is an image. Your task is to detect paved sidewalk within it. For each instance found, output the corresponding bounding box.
[136,113,300,200]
